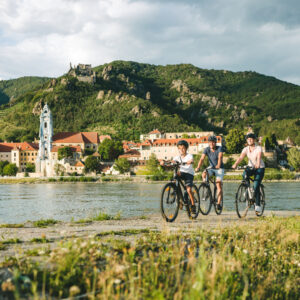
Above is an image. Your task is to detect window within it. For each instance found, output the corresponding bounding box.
[14,153,16,157]
[44,122,47,128]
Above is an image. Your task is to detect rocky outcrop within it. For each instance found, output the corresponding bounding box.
[32,99,43,115]
[171,80,189,93]
[97,90,105,100]
[146,91,151,100]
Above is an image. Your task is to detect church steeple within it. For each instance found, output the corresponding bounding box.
[38,103,53,160]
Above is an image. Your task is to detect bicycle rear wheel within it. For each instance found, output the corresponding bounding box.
[161,183,179,222]
[198,183,212,215]
[235,183,249,218]
[186,184,200,219]
[256,185,265,217]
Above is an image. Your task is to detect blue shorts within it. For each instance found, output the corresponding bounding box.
[180,172,194,187]
[207,168,225,181]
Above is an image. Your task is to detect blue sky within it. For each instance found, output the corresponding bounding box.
[0,0,300,85]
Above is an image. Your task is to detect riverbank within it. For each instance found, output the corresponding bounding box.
[0,173,300,184]
[0,212,299,298]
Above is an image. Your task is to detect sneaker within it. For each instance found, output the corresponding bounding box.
[255,205,262,213]
[191,205,197,214]
[217,203,222,211]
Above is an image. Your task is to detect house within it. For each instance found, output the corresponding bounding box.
[0,142,39,172]
[52,132,100,152]
[118,149,141,161]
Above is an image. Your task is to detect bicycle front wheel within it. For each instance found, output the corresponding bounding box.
[235,183,249,218]
[256,185,265,217]
[198,183,212,215]
[160,183,179,222]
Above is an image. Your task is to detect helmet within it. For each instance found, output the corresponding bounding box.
[246,133,256,140]
[177,140,189,149]
[208,135,217,142]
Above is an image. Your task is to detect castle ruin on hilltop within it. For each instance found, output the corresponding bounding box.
[68,63,96,84]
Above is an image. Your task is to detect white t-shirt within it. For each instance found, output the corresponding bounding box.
[173,153,194,175]
[242,145,265,168]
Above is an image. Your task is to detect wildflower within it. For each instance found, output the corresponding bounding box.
[243,249,248,254]
[114,279,121,284]
[69,285,80,296]
[38,250,45,255]
[80,242,87,248]
[1,280,15,292]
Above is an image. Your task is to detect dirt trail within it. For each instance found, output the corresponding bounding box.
[0,210,299,261]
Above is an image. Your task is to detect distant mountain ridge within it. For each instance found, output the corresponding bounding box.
[0,61,299,144]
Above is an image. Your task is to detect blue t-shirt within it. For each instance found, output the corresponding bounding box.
[203,146,224,168]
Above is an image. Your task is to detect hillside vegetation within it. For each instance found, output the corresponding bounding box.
[0,61,299,143]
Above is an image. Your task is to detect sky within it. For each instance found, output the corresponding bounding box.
[0,0,300,85]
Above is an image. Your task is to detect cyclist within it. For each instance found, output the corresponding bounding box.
[195,135,224,211]
[161,140,196,213]
[232,133,265,214]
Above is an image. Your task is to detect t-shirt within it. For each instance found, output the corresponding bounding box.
[203,146,224,168]
[173,153,194,175]
[242,145,265,168]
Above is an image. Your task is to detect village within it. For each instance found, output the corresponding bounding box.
[0,103,296,178]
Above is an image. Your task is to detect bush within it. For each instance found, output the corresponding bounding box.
[3,163,18,176]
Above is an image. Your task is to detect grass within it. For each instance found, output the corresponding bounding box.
[30,237,50,243]
[0,216,298,298]
[73,211,122,224]
[1,238,22,244]
[0,223,24,228]
[95,228,151,237]
[32,219,58,228]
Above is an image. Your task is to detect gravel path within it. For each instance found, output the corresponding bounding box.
[0,210,299,261]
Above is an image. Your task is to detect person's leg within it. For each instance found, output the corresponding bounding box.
[253,168,265,206]
[186,186,195,205]
[215,169,224,205]
[202,171,207,182]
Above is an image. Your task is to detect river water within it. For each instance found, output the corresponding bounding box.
[0,182,299,223]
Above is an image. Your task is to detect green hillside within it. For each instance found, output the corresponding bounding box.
[0,61,299,144]
[0,76,51,105]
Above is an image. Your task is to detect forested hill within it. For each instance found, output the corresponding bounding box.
[0,77,51,105]
[0,61,299,144]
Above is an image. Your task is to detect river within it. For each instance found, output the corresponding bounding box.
[0,182,299,223]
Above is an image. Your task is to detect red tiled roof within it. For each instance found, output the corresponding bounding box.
[99,135,111,142]
[141,139,152,146]
[74,161,85,167]
[53,132,99,144]
[119,150,140,158]
[152,136,221,146]
[51,146,82,153]
[149,129,161,134]
[0,142,39,151]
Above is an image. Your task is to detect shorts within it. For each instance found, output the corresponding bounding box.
[180,172,194,187]
[207,168,225,181]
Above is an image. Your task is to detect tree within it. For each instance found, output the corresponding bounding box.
[3,163,18,176]
[225,129,245,154]
[84,156,100,173]
[114,158,131,174]
[54,163,66,176]
[146,153,160,174]
[287,148,300,171]
[182,134,189,138]
[193,153,209,170]
[58,147,73,160]
[98,139,123,161]
[0,160,9,176]
[25,162,35,173]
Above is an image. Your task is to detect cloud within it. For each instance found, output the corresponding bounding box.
[0,0,299,85]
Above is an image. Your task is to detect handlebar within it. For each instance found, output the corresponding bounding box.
[236,166,254,170]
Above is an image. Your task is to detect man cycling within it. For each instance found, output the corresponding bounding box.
[232,133,265,214]
[195,135,224,211]
[161,140,196,213]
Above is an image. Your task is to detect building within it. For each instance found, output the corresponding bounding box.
[52,132,100,152]
[140,136,222,161]
[68,63,96,84]
[118,149,141,162]
[140,129,215,141]
[50,146,83,161]
[0,142,39,172]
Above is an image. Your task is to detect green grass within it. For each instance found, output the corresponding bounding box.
[0,216,299,298]
[1,238,22,244]
[0,223,24,228]
[73,211,122,223]
[32,219,58,228]
[30,237,50,243]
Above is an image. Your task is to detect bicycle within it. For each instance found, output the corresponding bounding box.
[160,162,200,222]
[235,166,265,218]
[198,167,223,215]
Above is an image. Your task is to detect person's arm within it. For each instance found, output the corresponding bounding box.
[195,153,206,172]
[232,152,246,169]
[215,151,223,169]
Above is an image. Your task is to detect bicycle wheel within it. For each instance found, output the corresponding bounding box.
[214,190,223,215]
[198,183,212,215]
[186,184,200,219]
[235,184,249,218]
[256,185,265,217]
[161,183,179,222]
